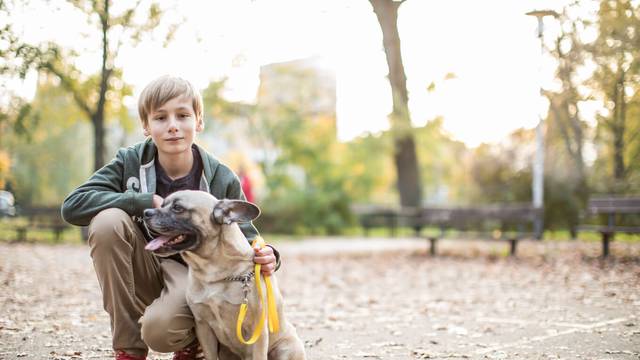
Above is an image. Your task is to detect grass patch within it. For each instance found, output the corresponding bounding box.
[1,220,638,246]
[0,225,84,244]
[545,229,640,242]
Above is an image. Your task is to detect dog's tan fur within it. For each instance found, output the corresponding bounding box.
[144,190,306,360]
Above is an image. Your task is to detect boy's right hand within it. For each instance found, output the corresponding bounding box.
[153,194,164,208]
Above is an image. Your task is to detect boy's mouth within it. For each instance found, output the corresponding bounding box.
[166,137,184,141]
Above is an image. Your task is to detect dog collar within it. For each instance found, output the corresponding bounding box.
[223,271,254,283]
[225,271,255,309]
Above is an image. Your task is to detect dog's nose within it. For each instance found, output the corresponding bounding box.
[143,209,156,219]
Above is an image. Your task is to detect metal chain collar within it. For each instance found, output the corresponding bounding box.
[223,271,255,304]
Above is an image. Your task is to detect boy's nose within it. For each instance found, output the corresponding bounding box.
[167,115,179,129]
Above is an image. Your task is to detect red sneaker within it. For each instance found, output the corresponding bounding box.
[115,350,147,360]
[172,339,204,360]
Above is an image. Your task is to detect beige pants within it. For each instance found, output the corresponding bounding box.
[88,208,196,356]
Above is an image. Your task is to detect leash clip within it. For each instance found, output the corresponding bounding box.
[241,276,251,304]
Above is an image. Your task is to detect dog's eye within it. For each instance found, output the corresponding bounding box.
[171,203,185,213]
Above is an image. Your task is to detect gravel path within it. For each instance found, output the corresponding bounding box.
[1,238,639,359]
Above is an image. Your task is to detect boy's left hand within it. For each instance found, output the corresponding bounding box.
[253,245,277,276]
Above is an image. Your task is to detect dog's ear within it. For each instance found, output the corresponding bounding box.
[212,200,260,225]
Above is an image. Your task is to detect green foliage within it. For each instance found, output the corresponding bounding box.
[414,118,469,203]
[588,0,640,190]
[254,103,354,235]
[0,95,38,141]
[342,133,395,204]
[3,79,93,206]
[0,0,175,169]
[533,0,640,230]
[464,131,533,205]
[201,78,253,124]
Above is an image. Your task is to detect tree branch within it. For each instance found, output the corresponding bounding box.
[43,63,93,118]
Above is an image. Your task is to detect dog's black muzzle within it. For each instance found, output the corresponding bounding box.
[143,208,157,220]
[142,208,201,256]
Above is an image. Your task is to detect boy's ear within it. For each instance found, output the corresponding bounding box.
[196,118,204,132]
[143,123,150,136]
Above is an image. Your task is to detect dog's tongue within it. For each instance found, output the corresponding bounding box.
[145,235,171,251]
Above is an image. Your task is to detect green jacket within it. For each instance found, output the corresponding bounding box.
[61,138,259,241]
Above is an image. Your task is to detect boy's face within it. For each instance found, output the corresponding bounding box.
[143,95,203,158]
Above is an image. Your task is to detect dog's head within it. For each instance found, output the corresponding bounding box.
[143,190,260,257]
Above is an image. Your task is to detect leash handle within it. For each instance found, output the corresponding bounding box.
[235,236,280,345]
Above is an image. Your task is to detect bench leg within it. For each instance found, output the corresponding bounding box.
[54,228,63,243]
[428,237,437,256]
[413,225,422,237]
[389,217,397,238]
[509,239,518,256]
[602,232,611,258]
[16,228,27,242]
[81,226,90,242]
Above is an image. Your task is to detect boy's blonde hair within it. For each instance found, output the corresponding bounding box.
[138,75,203,125]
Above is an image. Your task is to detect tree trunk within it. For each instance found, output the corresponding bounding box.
[92,0,111,170]
[92,113,105,170]
[369,0,421,207]
[613,70,626,181]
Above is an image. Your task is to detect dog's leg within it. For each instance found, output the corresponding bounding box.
[218,343,241,360]
[195,319,219,360]
[249,332,269,360]
[268,324,307,360]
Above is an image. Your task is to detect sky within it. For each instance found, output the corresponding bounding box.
[6,0,571,147]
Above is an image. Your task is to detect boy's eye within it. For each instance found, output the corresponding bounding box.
[153,116,165,121]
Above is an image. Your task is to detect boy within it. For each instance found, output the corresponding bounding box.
[61,75,279,360]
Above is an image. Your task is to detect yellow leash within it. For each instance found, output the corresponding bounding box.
[236,236,280,344]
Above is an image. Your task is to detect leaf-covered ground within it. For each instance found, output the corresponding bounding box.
[1,238,639,359]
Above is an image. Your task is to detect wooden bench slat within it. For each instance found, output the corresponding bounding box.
[354,203,540,256]
[2,206,69,242]
[578,195,640,257]
[577,225,640,234]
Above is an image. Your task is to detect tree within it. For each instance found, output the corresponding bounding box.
[542,5,592,233]
[201,78,254,123]
[589,0,640,190]
[545,7,589,189]
[368,0,422,207]
[3,76,93,205]
[0,0,176,170]
[466,131,534,205]
[413,118,468,204]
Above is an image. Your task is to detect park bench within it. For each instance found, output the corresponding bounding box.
[577,195,640,257]
[4,206,69,242]
[354,203,539,256]
[414,204,539,256]
[351,204,416,238]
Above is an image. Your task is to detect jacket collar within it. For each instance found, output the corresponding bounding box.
[139,137,156,165]
[137,138,219,193]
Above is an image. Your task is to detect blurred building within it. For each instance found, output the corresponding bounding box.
[254,56,338,188]
[257,56,337,131]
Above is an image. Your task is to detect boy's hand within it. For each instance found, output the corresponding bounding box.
[253,244,277,276]
[153,194,164,208]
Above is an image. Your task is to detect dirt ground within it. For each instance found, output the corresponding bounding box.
[1,237,639,359]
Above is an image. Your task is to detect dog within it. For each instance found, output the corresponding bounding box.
[143,190,306,360]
